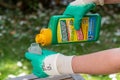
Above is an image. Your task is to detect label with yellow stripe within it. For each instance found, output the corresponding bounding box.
[57,17,96,43]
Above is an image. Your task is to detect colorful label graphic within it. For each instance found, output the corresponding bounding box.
[81,17,89,40]
[57,17,96,43]
[88,17,96,40]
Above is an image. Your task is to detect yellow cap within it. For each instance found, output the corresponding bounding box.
[35,28,52,46]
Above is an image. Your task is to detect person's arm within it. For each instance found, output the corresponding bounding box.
[72,48,120,75]
[25,48,120,78]
[104,0,120,4]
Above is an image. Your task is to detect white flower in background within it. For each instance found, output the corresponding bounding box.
[2,30,7,34]
[0,33,3,36]
[0,15,2,20]
[96,40,101,44]
[112,78,117,80]
[19,21,27,25]
[23,66,27,70]
[29,15,37,19]
[109,74,116,78]
[109,74,117,80]
[101,16,110,25]
[17,61,23,67]
[106,33,111,37]
[18,73,26,77]
[112,38,117,43]
[35,26,40,31]
[11,20,15,24]
[114,29,120,36]
[80,43,85,46]
[8,74,16,78]
[87,74,92,79]
[0,26,4,29]
[2,15,7,19]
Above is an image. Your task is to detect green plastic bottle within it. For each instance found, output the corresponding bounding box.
[35,14,101,46]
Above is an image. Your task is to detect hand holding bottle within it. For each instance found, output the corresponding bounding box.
[63,0,104,30]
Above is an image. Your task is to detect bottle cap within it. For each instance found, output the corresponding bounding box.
[28,43,42,54]
[35,28,52,46]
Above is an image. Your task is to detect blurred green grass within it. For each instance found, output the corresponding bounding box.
[0,9,120,80]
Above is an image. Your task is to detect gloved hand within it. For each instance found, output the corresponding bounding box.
[63,0,104,30]
[25,49,74,78]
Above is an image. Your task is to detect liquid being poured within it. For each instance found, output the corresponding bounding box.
[28,43,42,54]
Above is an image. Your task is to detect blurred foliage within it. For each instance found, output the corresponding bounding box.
[0,0,120,80]
[0,0,120,15]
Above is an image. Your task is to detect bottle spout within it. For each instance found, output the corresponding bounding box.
[28,43,42,55]
[35,28,52,46]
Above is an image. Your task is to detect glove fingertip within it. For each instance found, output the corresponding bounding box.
[25,52,35,60]
[74,20,81,30]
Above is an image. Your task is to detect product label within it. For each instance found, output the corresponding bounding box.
[88,17,96,40]
[57,17,96,43]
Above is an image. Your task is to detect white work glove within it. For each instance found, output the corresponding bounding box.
[25,49,74,78]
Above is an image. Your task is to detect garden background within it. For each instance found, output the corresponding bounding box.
[0,0,120,80]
